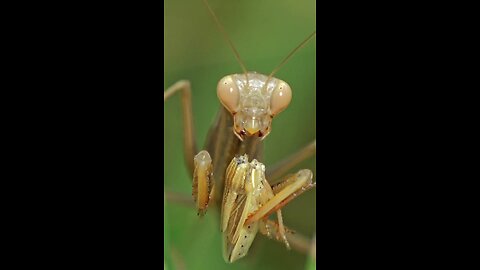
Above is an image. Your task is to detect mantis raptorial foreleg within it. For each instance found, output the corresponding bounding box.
[164,80,198,174]
[258,141,317,250]
[247,167,316,252]
[193,150,214,216]
[220,154,316,261]
[245,169,316,226]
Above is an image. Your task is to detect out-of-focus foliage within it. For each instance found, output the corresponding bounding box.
[164,0,316,269]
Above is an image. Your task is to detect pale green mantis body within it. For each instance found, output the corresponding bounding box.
[164,0,316,265]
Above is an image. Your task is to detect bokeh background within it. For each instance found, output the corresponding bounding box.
[164,0,316,269]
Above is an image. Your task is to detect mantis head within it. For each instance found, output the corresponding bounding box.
[217,72,292,141]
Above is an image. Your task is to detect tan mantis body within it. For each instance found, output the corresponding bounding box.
[164,0,316,264]
[165,72,316,262]
[220,154,314,262]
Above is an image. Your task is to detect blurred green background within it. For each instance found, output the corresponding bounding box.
[164,0,316,269]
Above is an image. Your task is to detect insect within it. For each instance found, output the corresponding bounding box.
[164,0,316,268]
[219,154,315,262]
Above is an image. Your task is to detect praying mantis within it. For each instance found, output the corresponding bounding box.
[164,0,316,268]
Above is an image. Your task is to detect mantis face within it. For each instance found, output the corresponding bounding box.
[217,72,292,141]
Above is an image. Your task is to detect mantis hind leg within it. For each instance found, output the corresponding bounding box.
[266,140,316,182]
[165,81,215,216]
[164,80,198,175]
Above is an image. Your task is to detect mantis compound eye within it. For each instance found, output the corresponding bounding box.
[217,75,239,113]
[270,81,292,117]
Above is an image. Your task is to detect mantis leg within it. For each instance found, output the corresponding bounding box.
[259,210,292,250]
[275,209,290,250]
[266,140,316,181]
[165,161,215,216]
[164,80,198,175]
[193,150,214,216]
[165,191,194,207]
[245,169,316,225]
[165,81,214,216]
[248,169,316,253]
[259,218,312,254]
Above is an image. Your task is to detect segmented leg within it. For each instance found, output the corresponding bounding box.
[193,150,214,216]
[275,210,290,250]
[165,191,194,207]
[260,217,273,238]
[257,211,292,250]
[286,229,312,255]
[221,154,314,256]
[259,219,312,254]
[164,80,198,175]
[266,140,316,181]
[266,179,316,219]
[165,82,216,215]
[245,169,316,225]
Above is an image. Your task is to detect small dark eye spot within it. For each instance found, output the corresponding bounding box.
[241,245,244,247]
[244,235,247,238]
[248,225,251,229]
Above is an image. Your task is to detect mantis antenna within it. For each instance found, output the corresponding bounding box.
[262,31,316,92]
[268,31,316,79]
[202,0,249,85]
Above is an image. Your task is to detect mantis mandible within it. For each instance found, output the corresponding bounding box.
[164,0,316,264]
